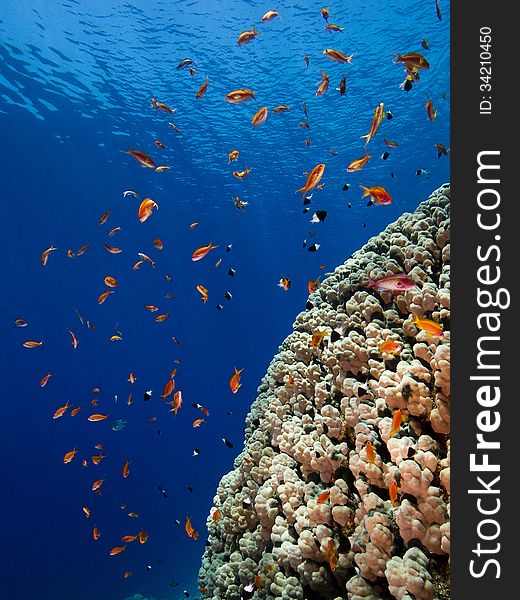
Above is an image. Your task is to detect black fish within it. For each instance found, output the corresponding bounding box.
[144,390,152,400]
[403,78,413,92]
[226,244,232,253]
[347,202,352,208]
[172,335,182,346]
[158,485,168,498]
[366,200,373,206]
[343,183,350,191]
[385,111,393,120]
[303,197,312,205]
[193,448,201,456]
[216,304,223,311]
[303,56,309,69]
[225,291,232,300]
[223,438,233,448]
[381,152,390,160]
[228,268,236,276]
[187,486,193,493]
[176,58,194,70]
[330,330,341,343]
[421,39,430,50]
[339,74,346,95]
[390,173,397,179]
[303,207,310,213]
[312,210,327,222]
[436,0,442,20]
[308,243,320,252]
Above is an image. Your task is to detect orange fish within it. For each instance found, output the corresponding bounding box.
[70,407,81,417]
[213,508,221,523]
[384,139,399,148]
[411,313,444,337]
[97,290,113,304]
[323,48,354,63]
[91,398,99,406]
[379,340,403,355]
[122,460,130,478]
[262,10,279,22]
[196,76,210,99]
[91,452,107,465]
[127,393,133,406]
[104,276,118,288]
[121,535,138,543]
[155,313,170,323]
[321,7,330,21]
[138,252,156,268]
[273,105,290,112]
[138,198,158,223]
[347,153,371,172]
[228,150,239,163]
[193,418,205,427]
[255,575,264,589]
[161,379,175,399]
[76,242,91,255]
[287,375,295,387]
[185,515,199,540]
[225,89,256,104]
[426,99,437,120]
[238,26,260,46]
[311,331,327,348]
[63,448,78,464]
[123,571,133,579]
[393,52,429,71]
[88,414,109,422]
[365,442,376,464]
[308,277,320,294]
[68,329,78,349]
[316,71,329,96]
[145,305,159,312]
[361,103,385,146]
[317,490,330,504]
[391,409,403,437]
[278,277,291,291]
[389,480,399,504]
[233,167,252,179]
[196,285,209,303]
[99,210,112,225]
[127,148,155,168]
[92,478,105,492]
[360,185,392,206]
[154,140,165,149]
[229,367,243,394]
[325,539,338,570]
[23,341,43,348]
[93,527,101,541]
[128,373,137,384]
[252,107,268,127]
[192,241,218,262]
[109,546,126,556]
[153,238,164,250]
[53,401,70,419]
[82,506,91,518]
[104,244,122,254]
[133,260,144,270]
[40,372,52,388]
[170,391,183,415]
[138,530,149,544]
[296,164,325,197]
[151,97,174,113]
[41,245,57,267]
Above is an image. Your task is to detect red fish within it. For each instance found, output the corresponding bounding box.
[296,164,325,197]
[127,148,155,168]
[192,241,218,262]
[229,367,243,394]
[360,185,392,206]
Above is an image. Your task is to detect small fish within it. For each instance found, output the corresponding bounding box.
[317,490,330,504]
[63,448,78,464]
[316,71,329,96]
[154,140,166,149]
[323,48,354,63]
[299,121,310,129]
[170,391,183,415]
[121,534,137,543]
[225,89,256,104]
[112,418,127,432]
[127,148,155,169]
[347,153,371,172]
[233,167,252,179]
[109,546,126,556]
[128,512,139,518]
[435,143,449,157]
[70,407,81,417]
[196,285,209,303]
[391,409,404,437]
[213,508,221,523]
[93,526,101,541]
[273,105,290,113]
[138,198,158,223]
[99,210,112,225]
[76,242,91,256]
[321,7,330,21]
[123,190,139,198]
[361,103,384,146]
[325,539,338,570]
[296,164,325,197]
[224,291,232,300]
[91,452,106,465]
[436,0,442,20]
[251,106,268,127]
[151,97,175,112]
[379,339,403,355]
[384,139,399,148]
[262,10,279,22]
[278,277,291,291]
[389,480,399,504]
[411,313,444,337]
[233,196,248,210]
[368,273,417,294]
[176,58,195,70]
[228,268,236,276]
[122,460,130,478]
[303,55,310,68]
[422,38,430,50]
[311,331,328,348]
[41,246,57,267]
[92,478,104,492]
[229,367,243,394]
[155,165,170,172]
[238,26,260,46]
[325,23,344,32]
[104,244,122,254]
[185,515,199,540]
[228,150,239,163]
[381,151,390,160]
[426,99,437,121]
[190,222,200,230]
[123,571,133,579]
[53,401,70,419]
[139,530,149,544]
[360,185,392,206]
[138,252,156,268]
[338,74,347,95]
[196,76,210,99]
[311,210,327,223]
[393,52,430,71]
[222,438,233,448]
[161,379,175,399]
[192,241,218,262]
[97,290,113,305]
[14,318,28,328]
[40,372,52,388]
[416,168,430,177]
[168,122,183,135]
[87,414,109,422]
[82,506,90,518]
[155,313,170,323]
[308,277,320,293]
[193,418,205,427]
[104,276,118,288]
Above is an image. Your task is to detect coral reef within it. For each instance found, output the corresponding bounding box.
[198,185,451,600]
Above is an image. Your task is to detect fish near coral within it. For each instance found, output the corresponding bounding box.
[411,313,444,337]
[360,185,392,206]
[379,339,403,355]
[367,273,417,294]
[317,490,330,504]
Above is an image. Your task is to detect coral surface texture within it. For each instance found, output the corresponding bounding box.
[199,184,451,600]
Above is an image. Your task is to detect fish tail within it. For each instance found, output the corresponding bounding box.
[359,185,370,197]
[367,277,376,288]
[392,52,402,63]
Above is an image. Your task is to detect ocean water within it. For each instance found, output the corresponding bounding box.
[0,1,449,599]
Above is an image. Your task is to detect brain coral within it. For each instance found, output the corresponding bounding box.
[199,184,450,600]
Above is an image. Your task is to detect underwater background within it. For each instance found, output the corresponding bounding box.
[0,1,449,599]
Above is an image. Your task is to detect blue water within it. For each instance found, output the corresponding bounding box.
[0,1,449,599]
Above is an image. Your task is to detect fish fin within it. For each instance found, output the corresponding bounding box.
[359,186,370,197]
